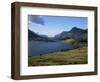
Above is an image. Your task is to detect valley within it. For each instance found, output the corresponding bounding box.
[28,27,88,66]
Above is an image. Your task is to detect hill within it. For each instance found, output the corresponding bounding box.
[54,27,87,42]
[28,29,54,42]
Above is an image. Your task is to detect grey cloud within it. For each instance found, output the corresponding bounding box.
[29,15,45,25]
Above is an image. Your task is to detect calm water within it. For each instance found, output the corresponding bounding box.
[28,41,80,56]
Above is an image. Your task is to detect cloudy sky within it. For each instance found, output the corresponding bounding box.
[28,15,87,37]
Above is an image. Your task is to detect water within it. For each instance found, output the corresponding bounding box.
[28,41,80,56]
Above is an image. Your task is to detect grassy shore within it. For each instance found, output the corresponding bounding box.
[28,47,87,66]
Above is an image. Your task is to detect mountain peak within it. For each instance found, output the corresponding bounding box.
[71,27,81,30]
[70,27,84,33]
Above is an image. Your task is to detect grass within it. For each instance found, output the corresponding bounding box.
[28,47,87,66]
[62,39,79,44]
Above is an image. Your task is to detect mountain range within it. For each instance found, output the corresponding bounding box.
[28,27,87,42]
[54,27,87,41]
[28,29,54,42]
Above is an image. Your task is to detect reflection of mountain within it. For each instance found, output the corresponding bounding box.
[28,27,87,42]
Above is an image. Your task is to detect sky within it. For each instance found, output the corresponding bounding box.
[28,15,87,37]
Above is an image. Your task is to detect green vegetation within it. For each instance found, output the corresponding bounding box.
[62,39,80,44]
[62,38,87,47]
[28,47,87,66]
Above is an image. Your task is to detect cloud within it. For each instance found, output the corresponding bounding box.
[29,15,45,25]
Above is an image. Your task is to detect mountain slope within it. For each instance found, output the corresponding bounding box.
[54,27,87,41]
[69,27,87,34]
[28,29,41,40]
[28,29,54,42]
[28,27,87,42]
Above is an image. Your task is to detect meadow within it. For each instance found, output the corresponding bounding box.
[28,46,87,66]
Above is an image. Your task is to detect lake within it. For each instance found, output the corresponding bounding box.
[28,41,80,56]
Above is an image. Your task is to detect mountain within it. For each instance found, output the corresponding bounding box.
[69,27,87,34]
[39,34,49,38]
[28,29,54,42]
[28,27,87,42]
[54,27,87,41]
[28,29,41,40]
